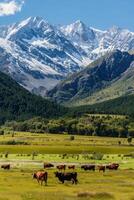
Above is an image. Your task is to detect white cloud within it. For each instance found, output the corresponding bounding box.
[0,0,24,16]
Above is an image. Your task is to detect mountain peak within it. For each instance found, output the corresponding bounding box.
[17,16,50,29]
[28,16,43,22]
[108,25,121,33]
[6,16,52,40]
[68,20,88,32]
[26,16,49,26]
[73,20,86,27]
[60,20,95,43]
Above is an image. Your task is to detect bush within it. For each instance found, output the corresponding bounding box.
[92,152,104,160]
[70,135,75,141]
[0,130,4,135]
[127,136,132,144]
[2,140,29,145]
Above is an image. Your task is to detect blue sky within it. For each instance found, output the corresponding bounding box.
[0,0,134,31]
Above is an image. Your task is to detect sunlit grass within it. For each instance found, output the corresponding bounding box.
[0,168,133,200]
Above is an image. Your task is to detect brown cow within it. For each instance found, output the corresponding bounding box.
[33,171,48,185]
[1,164,10,170]
[106,163,119,170]
[57,164,66,171]
[44,163,54,169]
[98,165,105,172]
[68,165,75,170]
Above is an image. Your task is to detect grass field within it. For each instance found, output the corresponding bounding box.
[0,132,133,154]
[0,167,134,200]
[0,132,133,200]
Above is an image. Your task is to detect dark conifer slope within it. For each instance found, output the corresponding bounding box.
[0,71,66,123]
[68,94,134,117]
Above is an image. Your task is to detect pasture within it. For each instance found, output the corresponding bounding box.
[0,132,133,200]
[0,132,133,154]
[0,166,134,200]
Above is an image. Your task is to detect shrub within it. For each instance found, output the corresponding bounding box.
[0,130,4,135]
[92,152,104,160]
[2,140,29,145]
[127,136,132,144]
[70,135,75,141]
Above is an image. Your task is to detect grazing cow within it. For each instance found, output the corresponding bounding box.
[81,164,95,171]
[33,171,48,185]
[57,164,66,171]
[1,164,10,170]
[44,163,54,169]
[68,165,75,170]
[98,165,105,172]
[106,163,119,170]
[54,172,78,184]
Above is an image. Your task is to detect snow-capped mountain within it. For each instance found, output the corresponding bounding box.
[0,17,85,95]
[60,21,134,62]
[0,17,134,96]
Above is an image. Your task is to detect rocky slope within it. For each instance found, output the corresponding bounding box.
[0,17,134,96]
[47,50,134,105]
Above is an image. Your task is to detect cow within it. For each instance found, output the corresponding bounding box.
[57,164,66,171]
[1,164,10,170]
[33,171,48,185]
[81,164,95,171]
[54,172,78,184]
[98,165,105,172]
[68,165,75,170]
[106,163,119,170]
[44,163,54,169]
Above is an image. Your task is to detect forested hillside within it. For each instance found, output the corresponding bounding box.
[47,50,134,105]
[69,95,134,117]
[0,71,66,124]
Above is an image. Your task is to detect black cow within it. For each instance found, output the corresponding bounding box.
[54,172,78,184]
[1,164,10,170]
[81,164,95,171]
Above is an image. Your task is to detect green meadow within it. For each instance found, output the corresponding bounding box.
[0,132,133,200]
[0,167,134,200]
[0,132,133,154]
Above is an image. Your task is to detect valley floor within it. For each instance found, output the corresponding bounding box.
[0,166,134,200]
[0,132,133,200]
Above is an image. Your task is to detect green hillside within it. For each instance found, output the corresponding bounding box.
[69,94,134,117]
[47,50,134,106]
[0,71,66,124]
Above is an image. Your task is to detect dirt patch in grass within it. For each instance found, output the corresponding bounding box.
[77,191,115,199]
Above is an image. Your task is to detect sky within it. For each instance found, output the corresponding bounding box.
[0,0,134,31]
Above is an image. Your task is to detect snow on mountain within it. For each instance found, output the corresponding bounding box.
[60,20,96,44]
[60,22,134,62]
[0,17,134,96]
[0,17,85,95]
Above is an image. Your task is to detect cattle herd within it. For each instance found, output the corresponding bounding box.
[0,162,119,185]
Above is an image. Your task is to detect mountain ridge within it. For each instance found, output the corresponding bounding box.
[47,50,134,105]
[0,16,134,96]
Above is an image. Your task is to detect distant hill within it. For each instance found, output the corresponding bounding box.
[68,94,134,117]
[47,50,134,106]
[0,71,66,124]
